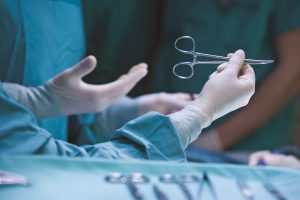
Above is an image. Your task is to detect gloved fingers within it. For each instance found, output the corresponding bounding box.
[171,97,193,110]
[227,53,233,58]
[68,55,97,80]
[167,93,194,101]
[91,63,148,100]
[49,56,97,87]
[208,71,218,79]
[248,151,271,166]
[137,92,193,115]
[226,49,245,74]
[238,64,256,87]
[166,93,194,110]
[249,151,300,168]
[156,93,193,112]
[216,62,228,73]
[117,63,148,84]
[263,154,287,166]
[209,62,229,79]
[191,93,198,100]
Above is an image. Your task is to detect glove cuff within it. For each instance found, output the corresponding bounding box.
[3,82,62,118]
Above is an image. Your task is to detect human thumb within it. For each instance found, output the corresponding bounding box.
[227,49,245,74]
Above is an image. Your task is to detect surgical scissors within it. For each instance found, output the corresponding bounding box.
[236,180,254,200]
[153,184,169,200]
[180,173,218,200]
[173,36,274,79]
[160,173,194,200]
[264,182,287,200]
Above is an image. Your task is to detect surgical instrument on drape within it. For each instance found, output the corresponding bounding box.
[264,182,287,200]
[160,174,194,200]
[236,180,254,200]
[194,172,218,200]
[153,184,169,200]
[173,36,274,79]
[0,171,29,186]
[105,172,149,200]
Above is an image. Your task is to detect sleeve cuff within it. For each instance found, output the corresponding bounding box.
[111,112,186,162]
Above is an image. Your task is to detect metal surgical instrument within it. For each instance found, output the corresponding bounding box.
[153,184,169,200]
[264,182,287,200]
[236,180,254,200]
[195,172,218,200]
[160,173,194,200]
[0,171,29,186]
[173,36,274,79]
[105,172,149,200]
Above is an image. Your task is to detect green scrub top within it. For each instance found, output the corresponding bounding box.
[0,0,85,140]
[82,0,162,95]
[83,0,300,150]
[0,83,185,161]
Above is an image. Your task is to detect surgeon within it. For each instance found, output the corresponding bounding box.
[83,0,300,151]
[0,50,255,160]
[0,0,193,145]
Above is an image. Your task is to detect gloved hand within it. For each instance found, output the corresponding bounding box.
[169,50,256,148]
[3,56,148,118]
[136,92,193,115]
[80,93,192,144]
[249,151,300,169]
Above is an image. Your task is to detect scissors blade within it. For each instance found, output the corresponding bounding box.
[264,182,287,200]
[203,173,218,200]
[194,52,274,65]
[236,180,254,200]
[194,52,229,60]
[194,60,272,65]
[153,184,169,200]
[126,180,145,200]
[176,179,194,200]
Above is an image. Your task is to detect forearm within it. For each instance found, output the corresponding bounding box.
[0,86,185,160]
[91,96,139,139]
[218,64,300,148]
[3,83,62,118]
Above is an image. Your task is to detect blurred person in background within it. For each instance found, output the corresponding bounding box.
[83,0,300,153]
[249,146,300,169]
[0,0,193,147]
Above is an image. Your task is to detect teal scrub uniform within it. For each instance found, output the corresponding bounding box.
[0,83,185,161]
[151,0,300,150]
[82,0,161,95]
[0,0,85,140]
[83,0,300,150]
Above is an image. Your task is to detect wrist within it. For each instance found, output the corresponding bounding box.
[186,102,213,129]
[168,101,215,148]
[135,96,150,116]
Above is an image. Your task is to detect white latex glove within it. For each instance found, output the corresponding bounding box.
[136,92,193,115]
[249,151,300,169]
[169,50,255,148]
[3,56,148,118]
